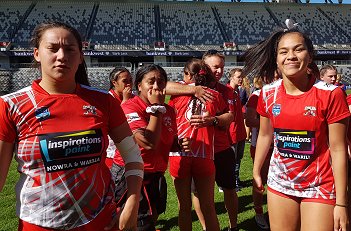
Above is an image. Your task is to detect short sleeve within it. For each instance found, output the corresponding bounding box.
[256,90,269,118]
[215,92,227,114]
[0,98,16,142]
[346,94,351,106]
[108,94,127,130]
[246,94,259,109]
[122,102,148,132]
[226,88,235,113]
[326,88,350,124]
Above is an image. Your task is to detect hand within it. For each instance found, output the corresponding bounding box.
[179,137,191,152]
[252,174,265,194]
[333,206,348,231]
[148,88,165,105]
[190,112,213,128]
[119,195,139,231]
[122,87,132,102]
[194,86,214,104]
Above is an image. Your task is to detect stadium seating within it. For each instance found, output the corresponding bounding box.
[91,2,155,50]
[0,1,32,41]
[13,2,93,48]
[268,3,349,46]
[159,2,222,50]
[0,1,350,89]
[337,65,351,84]
[88,67,116,91]
[0,1,349,51]
[215,3,276,48]
[10,67,40,92]
[0,69,12,94]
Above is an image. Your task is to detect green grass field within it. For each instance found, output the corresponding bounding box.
[0,143,266,231]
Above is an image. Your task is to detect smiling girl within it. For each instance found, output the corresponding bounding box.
[243,27,349,231]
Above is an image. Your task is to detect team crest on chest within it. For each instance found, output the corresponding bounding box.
[304,106,316,116]
[272,104,281,116]
[164,116,174,132]
[35,106,50,121]
[83,105,97,115]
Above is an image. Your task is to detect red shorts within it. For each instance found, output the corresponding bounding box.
[18,201,118,231]
[268,187,336,205]
[169,156,215,179]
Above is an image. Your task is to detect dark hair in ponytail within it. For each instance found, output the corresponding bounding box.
[184,58,214,87]
[183,58,214,115]
[242,29,314,83]
[31,21,90,86]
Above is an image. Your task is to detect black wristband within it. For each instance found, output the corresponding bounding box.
[212,116,219,126]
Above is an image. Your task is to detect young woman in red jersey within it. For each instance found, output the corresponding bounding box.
[111,64,178,231]
[0,21,143,231]
[108,67,134,104]
[243,25,349,231]
[168,58,224,231]
[105,67,135,168]
[346,94,351,221]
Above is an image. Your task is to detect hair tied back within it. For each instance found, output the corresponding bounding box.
[198,69,206,75]
[284,19,298,32]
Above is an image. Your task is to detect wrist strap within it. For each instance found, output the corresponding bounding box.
[146,105,166,114]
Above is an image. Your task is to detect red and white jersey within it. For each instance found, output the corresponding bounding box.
[213,83,235,153]
[108,89,122,104]
[106,89,135,168]
[168,86,226,160]
[227,85,246,144]
[346,94,351,143]
[0,80,126,229]
[113,96,177,173]
[246,89,261,147]
[105,89,122,167]
[257,78,350,199]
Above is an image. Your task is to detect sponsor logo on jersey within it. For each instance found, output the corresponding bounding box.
[164,116,174,132]
[35,107,50,121]
[185,99,204,121]
[304,106,316,116]
[275,128,315,160]
[39,129,103,172]
[272,104,281,116]
[83,105,97,115]
[126,112,140,123]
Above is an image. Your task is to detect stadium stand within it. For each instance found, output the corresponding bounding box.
[91,2,155,50]
[10,67,40,91]
[1,1,350,51]
[159,2,223,51]
[13,2,93,48]
[268,3,349,47]
[0,1,32,42]
[88,67,119,91]
[0,69,12,94]
[215,3,278,50]
[0,0,350,93]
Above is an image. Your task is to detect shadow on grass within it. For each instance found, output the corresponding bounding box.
[239,212,270,231]
[156,179,269,231]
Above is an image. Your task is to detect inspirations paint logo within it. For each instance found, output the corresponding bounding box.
[275,129,315,160]
[39,129,103,172]
[35,107,50,121]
